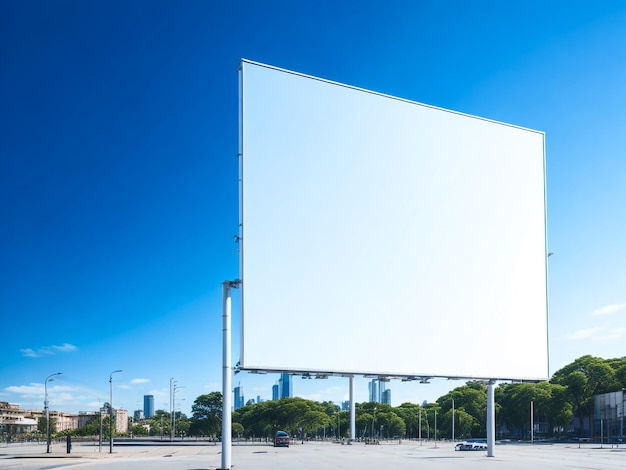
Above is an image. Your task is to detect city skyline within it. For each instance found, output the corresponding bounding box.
[2,1,626,415]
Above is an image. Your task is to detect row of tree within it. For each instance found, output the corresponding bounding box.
[227,355,624,440]
[51,355,625,440]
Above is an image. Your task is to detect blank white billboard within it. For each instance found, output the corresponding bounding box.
[239,59,548,381]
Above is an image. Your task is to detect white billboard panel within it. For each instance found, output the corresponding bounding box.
[239,60,548,381]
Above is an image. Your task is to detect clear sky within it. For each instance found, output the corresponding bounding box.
[1,1,625,416]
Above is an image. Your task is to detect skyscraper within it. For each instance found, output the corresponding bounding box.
[381,388,391,405]
[368,379,391,404]
[143,395,154,418]
[272,384,279,400]
[278,373,292,398]
[234,385,244,410]
[368,379,378,402]
[378,381,386,402]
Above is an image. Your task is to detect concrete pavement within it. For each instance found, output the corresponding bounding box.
[1,439,624,469]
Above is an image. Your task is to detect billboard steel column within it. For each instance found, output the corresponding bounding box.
[487,381,495,457]
[349,376,355,443]
[221,280,240,470]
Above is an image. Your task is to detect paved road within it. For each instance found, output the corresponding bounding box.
[1,440,624,469]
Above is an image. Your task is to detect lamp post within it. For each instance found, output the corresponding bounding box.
[434,409,437,448]
[99,407,103,452]
[451,398,455,442]
[172,384,185,440]
[45,372,62,453]
[109,370,123,453]
[169,378,174,442]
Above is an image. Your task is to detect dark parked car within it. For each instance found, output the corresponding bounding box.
[274,430,290,447]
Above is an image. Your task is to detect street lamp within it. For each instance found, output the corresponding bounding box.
[172,384,185,440]
[109,370,123,454]
[45,372,62,453]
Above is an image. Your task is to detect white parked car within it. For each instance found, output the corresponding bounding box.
[455,440,487,451]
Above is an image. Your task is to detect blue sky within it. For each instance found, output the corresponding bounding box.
[1,1,625,416]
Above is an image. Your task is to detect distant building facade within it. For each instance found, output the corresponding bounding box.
[272,384,279,400]
[143,395,154,418]
[0,402,37,435]
[381,389,391,405]
[593,389,625,439]
[234,385,244,410]
[368,379,378,402]
[0,401,127,436]
[278,373,292,398]
[368,379,391,404]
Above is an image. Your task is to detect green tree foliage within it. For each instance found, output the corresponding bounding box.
[550,355,619,435]
[233,397,331,439]
[132,423,149,436]
[395,403,421,439]
[614,362,626,389]
[355,411,373,438]
[190,392,222,437]
[437,382,487,438]
[74,414,102,437]
[353,402,406,438]
[146,409,172,437]
[232,422,244,437]
[174,412,190,437]
[37,416,57,435]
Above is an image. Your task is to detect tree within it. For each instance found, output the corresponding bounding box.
[173,412,190,438]
[437,382,487,438]
[356,412,373,438]
[132,423,148,436]
[497,383,537,438]
[233,397,334,439]
[190,392,222,437]
[395,403,421,439]
[232,422,244,437]
[551,355,619,436]
[147,409,172,437]
[75,415,101,437]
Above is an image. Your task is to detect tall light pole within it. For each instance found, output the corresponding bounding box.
[434,409,437,448]
[45,372,62,453]
[451,398,455,442]
[172,384,185,440]
[109,370,123,454]
[169,378,175,442]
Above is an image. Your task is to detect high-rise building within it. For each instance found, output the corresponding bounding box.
[143,395,154,418]
[278,373,292,398]
[234,385,244,410]
[381,388,391,405]
[272,384,279,400]
[341,400,350,411]
[368,379,378,402]
[378,381,386,402]
[134,410,144,421]
[368,380,391,404]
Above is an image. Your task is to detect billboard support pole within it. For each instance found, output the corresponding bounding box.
[349,376,355,443]
[487,380,495,457]
[220,280,240,470]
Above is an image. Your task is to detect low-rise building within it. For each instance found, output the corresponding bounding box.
[1,401,128,436]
